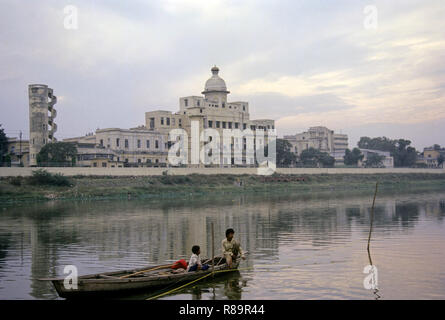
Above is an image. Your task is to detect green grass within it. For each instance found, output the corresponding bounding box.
[0,173,444,204]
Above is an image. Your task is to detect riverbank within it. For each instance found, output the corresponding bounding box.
[1,172,444,204]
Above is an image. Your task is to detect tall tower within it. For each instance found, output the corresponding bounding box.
[28,84,58,166]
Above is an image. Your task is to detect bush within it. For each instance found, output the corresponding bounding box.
[28,169,73,187]
[9,176,23,186]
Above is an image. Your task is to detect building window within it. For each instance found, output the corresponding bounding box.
[208,120,213,128]
[243,105,246,111]
[146,140,150,149]
[100,139,103,146]
[179,119,182,127]
[138,159,141,163]
[222,102,225,108]
[166,118,170,126]
[184,99,188,107]
[222,122,226,129]
[197,100,200,106]
[137,139,141,148]
[161,117,164,125]
[155,159,159,163]
[216,121,220,128]
[125,139,129,148]
[116,138,120,147]
[235,123,239,129]
[243,123,247,130]
[149,118,155,129]
[228,122,232,129]
[93,162,97,167]
[155,140,159,149]
[200,109,203,113]
[102,162,107,167]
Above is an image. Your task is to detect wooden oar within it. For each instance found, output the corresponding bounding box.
[119,264,172,279]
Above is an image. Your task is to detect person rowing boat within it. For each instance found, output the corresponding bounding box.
[222,228,246,268]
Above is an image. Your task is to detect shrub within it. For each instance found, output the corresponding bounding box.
[28,169,73,187]
[9,176,23,186]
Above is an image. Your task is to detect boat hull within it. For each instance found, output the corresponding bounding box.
[49,260,239,299]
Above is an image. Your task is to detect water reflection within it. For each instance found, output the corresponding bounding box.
[0,190,444,299]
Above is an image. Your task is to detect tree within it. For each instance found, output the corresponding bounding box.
[0,124,8,166]
[319,152,335,167]
[276,139,297,167]
[299,147,335,167]
[438,154,444,168]
[37,142,77,167]
[344,148,364,166]
[357,136,417,167]
[364,153,385,168]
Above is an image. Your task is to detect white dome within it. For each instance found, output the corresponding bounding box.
[203,66,229,93]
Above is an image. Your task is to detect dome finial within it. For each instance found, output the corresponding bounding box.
[211,65,219,75]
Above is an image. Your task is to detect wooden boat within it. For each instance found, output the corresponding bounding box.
[40,257,239,299]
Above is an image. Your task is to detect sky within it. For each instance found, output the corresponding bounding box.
[1,0,444,150]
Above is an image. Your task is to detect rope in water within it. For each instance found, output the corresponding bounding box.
[146,267,253,300]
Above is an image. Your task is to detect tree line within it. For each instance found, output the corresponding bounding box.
[276,136,443,168]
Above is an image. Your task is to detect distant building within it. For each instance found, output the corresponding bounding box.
[358,148,394,168]
[5,137,30,167]
[63,128,168,167]
[416,146,445,168]
[28,84,58,166]
[283,126,348,165]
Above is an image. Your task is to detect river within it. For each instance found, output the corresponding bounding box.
[1,189,445,299]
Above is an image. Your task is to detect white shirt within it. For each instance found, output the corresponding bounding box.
[186,253,201,271]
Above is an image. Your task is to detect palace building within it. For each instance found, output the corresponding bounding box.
[60,66,275,167]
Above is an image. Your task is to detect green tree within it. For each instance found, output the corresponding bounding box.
[344,148,364,166]
[364,153,385,168]
[299,147,335,167]
[276,139,297,167]
[357,136,417,167]
[438,154,444,168]
[37,142,77,167]
[0,124,8,166]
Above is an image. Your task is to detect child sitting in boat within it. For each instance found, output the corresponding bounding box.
[187,245,209,272]
[222,228,245,268]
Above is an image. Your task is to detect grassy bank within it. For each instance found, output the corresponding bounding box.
[1,171,445,204]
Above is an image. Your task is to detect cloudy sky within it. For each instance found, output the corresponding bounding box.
[1,0,444,149]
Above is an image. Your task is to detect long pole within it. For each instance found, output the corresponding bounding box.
[367,182,378,265]
[211,222,215,277]
[19,130,22,166]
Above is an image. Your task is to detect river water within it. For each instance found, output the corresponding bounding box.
[1,189,445,300]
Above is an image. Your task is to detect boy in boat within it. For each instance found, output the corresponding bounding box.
[222,228,245,268]
[187,245,209,272]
